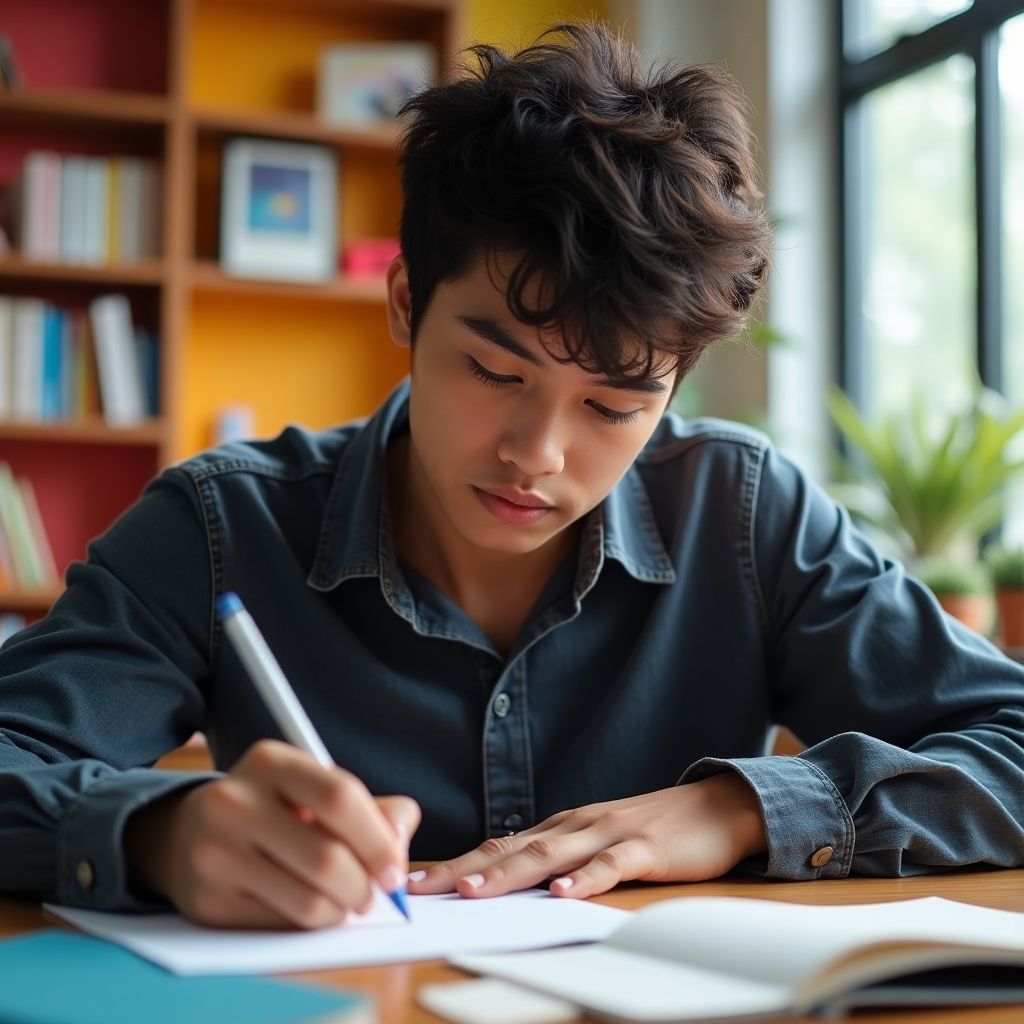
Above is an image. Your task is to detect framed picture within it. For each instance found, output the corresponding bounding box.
[317,42,436,126]
[220,138,337,282]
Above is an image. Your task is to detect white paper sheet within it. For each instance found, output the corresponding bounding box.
[46,889,627,976]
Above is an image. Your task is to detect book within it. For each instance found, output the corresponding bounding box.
[11,297,44,421]
[0,461,46,589]
[0,930,373,1024]
[11,152,61,260]
[452,896,1024,1022]
[89,293,147,425]
[17,476,59,587]
[0,295,12,418]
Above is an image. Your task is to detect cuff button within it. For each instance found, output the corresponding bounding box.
[76,859,95,891]
[809,846,834,869]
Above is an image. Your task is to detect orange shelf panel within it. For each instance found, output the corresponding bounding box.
[188,262,387,303]
[192,108,400,150]
[0,587,65,613]
[0,255,167,287]
[0,419,166,446]
[0,88,171,130]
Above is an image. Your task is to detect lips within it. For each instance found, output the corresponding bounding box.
[472,486,556,525]
[478,486,553,509]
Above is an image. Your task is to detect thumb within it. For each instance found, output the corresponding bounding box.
[376,795,421,850]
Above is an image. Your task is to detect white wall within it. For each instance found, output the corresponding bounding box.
[610,0,838,479]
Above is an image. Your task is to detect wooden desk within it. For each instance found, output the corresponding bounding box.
[2,869,1022,1024]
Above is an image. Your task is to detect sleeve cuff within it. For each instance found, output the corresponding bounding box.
[56,768,220,911]
[679,755,855,879]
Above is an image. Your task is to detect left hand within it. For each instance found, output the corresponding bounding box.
[407,773,767,901]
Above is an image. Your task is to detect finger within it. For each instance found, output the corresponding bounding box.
[376,795,422,848]
[185,836,350,930]
[455,829,606,898]
[548,839,654,900]
[241,743,408,895]
[248,803,375,915]
[406,834,519,894]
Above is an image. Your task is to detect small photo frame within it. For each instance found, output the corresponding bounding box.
[317,42,437,126]
[220,138,337,282]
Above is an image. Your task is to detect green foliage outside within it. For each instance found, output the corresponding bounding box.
[985,544,1024,590]
[916,557,991,597]
[827,386,1024,563]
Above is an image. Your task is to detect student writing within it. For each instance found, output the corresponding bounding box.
[0,23,1022,929]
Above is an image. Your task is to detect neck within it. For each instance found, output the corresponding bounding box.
[387,434,576,650]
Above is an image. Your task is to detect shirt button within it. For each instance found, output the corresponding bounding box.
[503,812,524,832]
[809,846,834,869]
[76,860,95,891]
[493,692,512,718]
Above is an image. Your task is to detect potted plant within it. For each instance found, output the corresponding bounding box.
[828,387,1024,563]
[916,558,993,635]
[984,544,1024,649]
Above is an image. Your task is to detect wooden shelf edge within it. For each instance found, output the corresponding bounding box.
[191,107,400,150]
[0,87,171,126]
[0,255,167,286]
[0,586,65,612]
[189,262,387,303]
[0,419,166,446]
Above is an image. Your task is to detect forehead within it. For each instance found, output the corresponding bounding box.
[442,252,679,385]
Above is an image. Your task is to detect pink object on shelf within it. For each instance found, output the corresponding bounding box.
[341,237,401,278]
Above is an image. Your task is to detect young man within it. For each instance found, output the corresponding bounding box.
[1,24,1023,929]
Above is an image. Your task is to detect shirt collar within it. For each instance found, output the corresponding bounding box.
[308,379,676,592]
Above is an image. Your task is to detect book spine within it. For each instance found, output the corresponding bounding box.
[11,299,44,421]
[118,158,142,262]
[82,158,109,265]
[17,477,59,587]
[0,296,12,420]
[88,294,146,425]
[0,462,45,589]
[40,306,63,422]
[107,158,122,263]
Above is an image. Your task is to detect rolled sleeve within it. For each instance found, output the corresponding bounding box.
[57,769,219,911]
[680,755,854,879]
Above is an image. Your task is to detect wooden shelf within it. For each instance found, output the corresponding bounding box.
[192,107,401,150]
[0,418,166,446]
[0,586,64,612]
[0,255,166,287]
[0,87,171,130]
[189,261,387,303]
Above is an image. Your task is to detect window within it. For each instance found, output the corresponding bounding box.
[841,0,1024,536]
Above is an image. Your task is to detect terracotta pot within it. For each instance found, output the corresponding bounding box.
[995,588,1024,649]
[935,593,992,635]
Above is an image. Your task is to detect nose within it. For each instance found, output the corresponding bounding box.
[496,405,566,477]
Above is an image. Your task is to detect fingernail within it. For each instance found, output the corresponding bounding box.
[552,876,573,891]
[379,865,403,893]
[461,873,486,889]
[407,869,427,883]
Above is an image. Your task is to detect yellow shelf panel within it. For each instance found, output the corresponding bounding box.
[178,292,409,460]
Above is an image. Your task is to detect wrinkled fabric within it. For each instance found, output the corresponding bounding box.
[1,379,1022,910]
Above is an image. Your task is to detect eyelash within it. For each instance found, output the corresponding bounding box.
[466,357,641,425]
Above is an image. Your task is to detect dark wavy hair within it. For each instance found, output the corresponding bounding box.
[397,22,770,384]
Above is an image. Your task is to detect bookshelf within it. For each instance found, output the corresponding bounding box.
[0,0,465,615]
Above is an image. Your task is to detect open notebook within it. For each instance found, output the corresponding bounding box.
[452,896,1024,1022]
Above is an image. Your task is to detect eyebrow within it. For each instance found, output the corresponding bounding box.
[456,314,669,395]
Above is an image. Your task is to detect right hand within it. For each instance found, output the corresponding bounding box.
[125,739,420,929]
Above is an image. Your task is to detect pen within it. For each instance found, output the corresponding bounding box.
[215,591,411,921]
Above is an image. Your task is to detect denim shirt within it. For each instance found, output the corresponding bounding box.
[2,380,1023,910]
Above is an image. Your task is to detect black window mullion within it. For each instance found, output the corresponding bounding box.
[974,26,1004,391]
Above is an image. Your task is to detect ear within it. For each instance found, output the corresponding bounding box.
[386,256,413,349]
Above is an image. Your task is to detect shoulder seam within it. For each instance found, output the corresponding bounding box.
[637,427,769,466]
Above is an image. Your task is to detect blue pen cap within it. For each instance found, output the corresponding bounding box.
[215,592,244,619]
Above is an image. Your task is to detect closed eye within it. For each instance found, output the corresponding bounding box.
[586,400,641,425]
[467,356,520,388]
